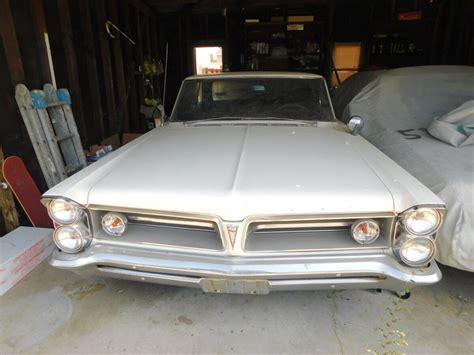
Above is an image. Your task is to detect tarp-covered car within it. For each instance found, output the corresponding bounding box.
[333,66,474,272]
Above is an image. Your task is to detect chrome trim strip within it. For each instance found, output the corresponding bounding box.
[127,215,216,231]
[254,227,350,234]
[95,237,226,254]
[252,221,353,231]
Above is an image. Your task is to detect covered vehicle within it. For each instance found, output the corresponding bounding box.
[332,66,474,272]
[43,72,446,295]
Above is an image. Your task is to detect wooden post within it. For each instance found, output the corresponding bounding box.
[121,1,138,132]
[96,0,117,136]
[0,146,20,233]
[30,0,53,84]
[135,6,145,114]
[56,0,89,145]
[150,19,161,99]
[144,15,151,57]
[78,0,105,143]
[0,0,25,85]
[108,0,130,134]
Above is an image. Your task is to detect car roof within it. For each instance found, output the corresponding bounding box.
[185,71,324,80]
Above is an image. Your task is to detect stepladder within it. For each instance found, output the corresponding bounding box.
[15,83,87,188]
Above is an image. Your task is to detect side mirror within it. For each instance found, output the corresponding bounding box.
[347,116,364,135]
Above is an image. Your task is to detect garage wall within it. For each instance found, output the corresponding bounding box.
[155,0,473,108]
[0,0,162,234]
[0,0,161,189]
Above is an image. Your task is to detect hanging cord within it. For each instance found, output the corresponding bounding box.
[105,20,136,45]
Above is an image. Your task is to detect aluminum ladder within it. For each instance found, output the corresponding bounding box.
[15,83,87,188]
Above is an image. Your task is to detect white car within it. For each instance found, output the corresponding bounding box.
[43,72,445,296]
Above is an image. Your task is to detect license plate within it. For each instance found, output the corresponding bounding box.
[200,279,269,295]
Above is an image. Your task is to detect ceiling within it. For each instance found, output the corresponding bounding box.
[146,0,368,13]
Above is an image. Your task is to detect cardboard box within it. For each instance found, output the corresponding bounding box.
[333,42,362,70]
[0,227,54,296]
[288,15,314,23]
[122,133,143,145]
[101,134,121,150]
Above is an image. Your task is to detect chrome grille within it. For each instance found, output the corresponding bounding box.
[93,210,225,252]
[244,217,393,253]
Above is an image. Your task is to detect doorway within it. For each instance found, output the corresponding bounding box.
[194,46,223,75]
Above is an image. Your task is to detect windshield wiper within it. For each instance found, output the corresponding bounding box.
[184,116,316,125]
[184,117,243,125]
[255,117,316,125]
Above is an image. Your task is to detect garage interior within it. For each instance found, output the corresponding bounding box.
[0,0,473,353]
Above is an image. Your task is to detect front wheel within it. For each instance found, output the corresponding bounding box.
[395,291,411,300]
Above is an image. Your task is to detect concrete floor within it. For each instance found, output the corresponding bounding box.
[1,262,472,354]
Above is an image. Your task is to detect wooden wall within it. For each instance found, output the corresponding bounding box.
[0,0,161,234]
[0,0,161,174]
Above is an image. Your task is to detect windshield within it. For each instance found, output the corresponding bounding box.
[170,77,335,122]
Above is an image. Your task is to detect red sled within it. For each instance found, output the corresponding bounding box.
[2,156,53,228]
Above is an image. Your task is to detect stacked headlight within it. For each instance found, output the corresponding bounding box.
[394,207,443,267]
[54,224,91,253]
[394,233,436,267]
[47,198,91,254]
[401,208,441,236]
[48,199,83,224]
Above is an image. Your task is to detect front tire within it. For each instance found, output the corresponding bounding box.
[395,291,411,299]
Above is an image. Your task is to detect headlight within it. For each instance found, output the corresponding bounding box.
[401,208,441,236]
[351,219,380,244]
[48,199,83,225]
[394,233,436,267]
[53,223,91,253]
[102,212,127,236]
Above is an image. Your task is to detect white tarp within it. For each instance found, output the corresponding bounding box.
[332,66,474,272]
[428,101,474,147]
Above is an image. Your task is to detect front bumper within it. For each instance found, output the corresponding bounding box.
[49,243,441,294]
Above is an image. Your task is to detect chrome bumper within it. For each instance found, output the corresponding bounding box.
[49,244,441,293]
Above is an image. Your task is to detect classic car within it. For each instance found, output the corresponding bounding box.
[43,72,446,296]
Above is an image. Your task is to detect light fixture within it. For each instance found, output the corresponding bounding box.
[401,208,441,236]
[102,212,128,237]
[48,199,83,225]
[351,219,380,244]
[53,223,91,253]
[394,233,436,267]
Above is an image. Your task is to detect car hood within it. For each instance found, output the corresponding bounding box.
[44,122,440,221]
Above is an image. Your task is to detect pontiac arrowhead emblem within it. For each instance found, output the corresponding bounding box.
[227,224,238,247]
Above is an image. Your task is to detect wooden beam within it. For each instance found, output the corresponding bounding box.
[56,0,89,145]
[135,6,145,122]
[96,0,117,135]
[78,0,104,142]
[121,1,138,132]
[144,15,151,56]
[136,7,145,67]
[30,0,52,84]
[150,19,161,99]
[150,20,159,60]
[129,0,154,15]
[0,146,20,233]
[108,0,130,134]
[0,0,25,85]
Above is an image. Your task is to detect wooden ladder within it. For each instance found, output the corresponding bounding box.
[15,83,87,188]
